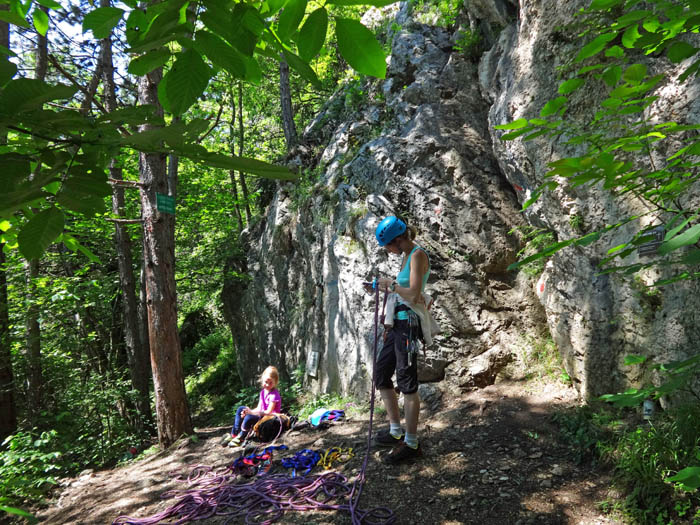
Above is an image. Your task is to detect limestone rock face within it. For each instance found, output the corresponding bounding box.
[222,0,700,401]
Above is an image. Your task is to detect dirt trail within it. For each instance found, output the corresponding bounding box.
[30,379,619,525]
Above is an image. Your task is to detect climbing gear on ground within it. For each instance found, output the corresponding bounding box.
[319,447,354,470]
[280,448,322,477]
[385,441,422,464]
[375,216,406,246]
[375,428,404,447]
[231,444,288,477]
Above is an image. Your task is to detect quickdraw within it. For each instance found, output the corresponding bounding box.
[280,448,321,477]
[319,447,354,470]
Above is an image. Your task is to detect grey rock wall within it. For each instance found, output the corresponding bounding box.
[222,0,700,402]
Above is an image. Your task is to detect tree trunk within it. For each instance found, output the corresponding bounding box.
[24,259,41,423]
[138,68,192,448]
[0,7,17,442]
[279,57,298,151]
[237,82,252,223]
[228,84,244,232]
[0,249,16,441]
[101,1,152,432]
[24,9,49,425]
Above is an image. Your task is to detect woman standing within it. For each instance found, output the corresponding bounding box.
[373,216,430,464]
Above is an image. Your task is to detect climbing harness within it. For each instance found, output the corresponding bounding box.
[231,445,288,477]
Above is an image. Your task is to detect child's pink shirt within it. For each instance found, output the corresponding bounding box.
[260,388,281,413]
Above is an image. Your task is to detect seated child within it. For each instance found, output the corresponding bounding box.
[223,365,282,447]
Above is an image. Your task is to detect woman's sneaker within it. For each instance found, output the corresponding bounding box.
[220,433,233,447]
[375,429,404,447]
[228,434,243,447]
[385,442,422,464]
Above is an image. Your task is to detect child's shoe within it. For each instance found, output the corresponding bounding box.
[228,434,243,447]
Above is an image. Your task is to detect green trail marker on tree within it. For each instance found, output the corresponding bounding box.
[156,193,175,215]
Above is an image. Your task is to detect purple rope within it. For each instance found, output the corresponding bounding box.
[348,282,393,524]
[112,469,393,525]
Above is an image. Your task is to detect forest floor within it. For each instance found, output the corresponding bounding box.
[28,378,625,525]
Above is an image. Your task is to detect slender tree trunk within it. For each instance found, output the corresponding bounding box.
[100,1,152,431]
[24,259,41,423]
[138,68,192,447]
[25,9,49,425]
[279,57,298,151]
[0,249,15,440]
[237,82,252,223]
[228,85,244,232]
[0,8,16,441]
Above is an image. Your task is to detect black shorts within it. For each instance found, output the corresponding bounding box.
[375,319,419,394]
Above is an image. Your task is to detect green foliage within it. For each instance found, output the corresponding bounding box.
[516,332,570,384]
[410,0,462,28]
[0,430,63,504]
[454,28,482,58]
[600,353,700,408]
[609,404,700,523]
[184,329,240,420]
[553,405,620,464]
[556,403,700,523]
[509,226,555,277]
[500,0,700,285]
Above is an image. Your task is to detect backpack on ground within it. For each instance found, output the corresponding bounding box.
[251,414,294,442]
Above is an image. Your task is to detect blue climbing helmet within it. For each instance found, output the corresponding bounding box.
[375,216,406,246]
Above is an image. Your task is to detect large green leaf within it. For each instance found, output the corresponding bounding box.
[1,153,31,186]
[0,9,31,28]
[296,7,327,62]
[18,207,64,260]
[195,30,247,79]
[667,467,700,491]
[266,0,288,15]
[0,78,77,116]
[540,96,567,117]
[180,148,299,180]
[623,63,647,83]
[62,234,101,263]
[494,118,528,130]
[283,49,320,88]
[335,18,386,78]
[125,9,148,46]
[33,8,49,36]
[667,41,697,63]
[56,191,106,216]
[659,224,700,255]
[575,32,617,62]
[558,78,584,94]
[82,7,124,39]
[127,49,171,76]
[588,0,623,9]
[0,59,17,88]
[158,49,213,116]
[277,0,306,43]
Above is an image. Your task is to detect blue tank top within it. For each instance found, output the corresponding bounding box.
[395,245,430,320]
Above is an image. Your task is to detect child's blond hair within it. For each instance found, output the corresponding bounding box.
[261,366,279,387]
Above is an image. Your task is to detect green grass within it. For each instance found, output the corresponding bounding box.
[554,403,700,524]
